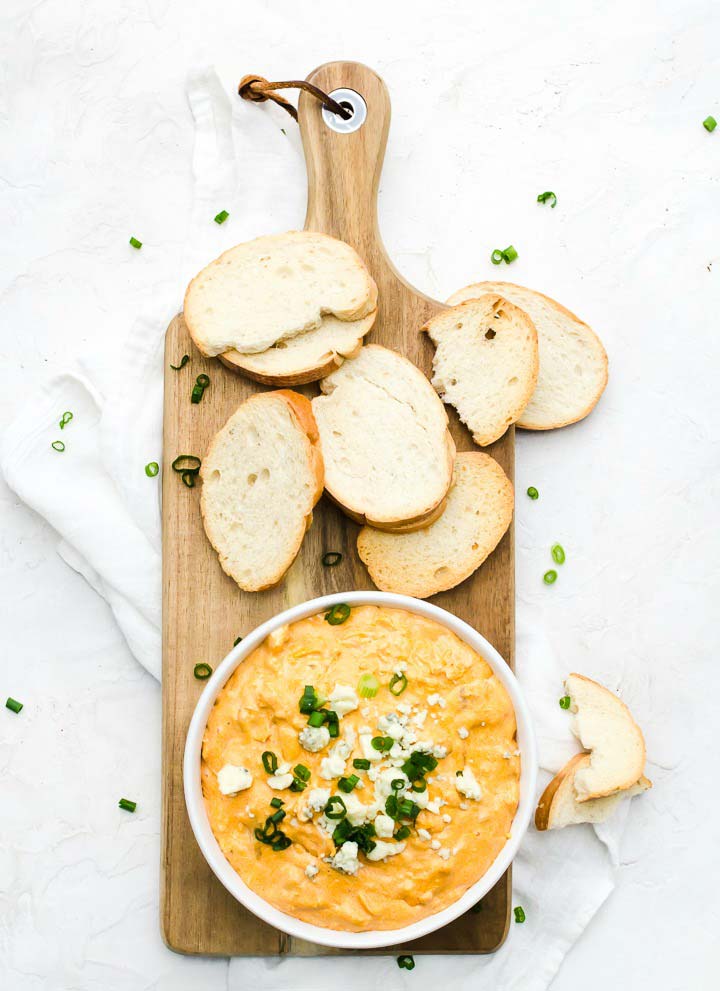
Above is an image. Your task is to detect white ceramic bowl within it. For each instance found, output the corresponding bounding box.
[184,591,537,950]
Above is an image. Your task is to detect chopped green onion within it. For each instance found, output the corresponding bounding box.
[307,710,326,728]
[389,672,408,696]
[196,374,210,389]
[551,543,566,565]
[324,603,351,626]
[324,796,347,820]
[233,636,243,646]
[385,795,399,818]
[397,955,415,971]
[491,245,518,265]
[293,764,311,782]
[191,374,210,404]
[171,454,201,474]
[338,774,360,793]
[391,778,406,792]
[193,662,212,680]
[514,906,526,923]
[129,236,142,249]
[269,808,286,824]
[119,798,137,812]
[325,710,340,738]
[332,818,352,844]
[371,735,394,752]
[214,209,230,224]
[357,673,379,698]
[559,695,571,709]
[322,551,342,567]
[145,461,159,477]
[5,697,23,714]
[181,471,196,488]
[398,797,420,819]
[491,248,505,265]
[59,411,73,429]
[271,833,292,851]
[262,751,278,774]
[270,797,284,808]
[170,355,190,370]
[703,116,717,132]
[543,569,558,585]
[353,758,371,770]
[51,440,65,452]
[299,685,319,714]
[394,825,411,841]
[411,778,427,793]
[527,486,539,500]
[290,776,308,792]
[537,191,557,208]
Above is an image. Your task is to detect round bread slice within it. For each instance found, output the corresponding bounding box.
[219,309,376,385]
[312,345,456,531]
[422,295,539,446]
[446,281,608,431]
[200,390,324,592]
[185,230,378,357]
[356,452,513,597]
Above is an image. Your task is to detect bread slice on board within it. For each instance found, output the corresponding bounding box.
[356,452,513,597]
[312,345,456,531]
[185,230,378,357]
[565,673,646,802]
[422,294,539,446]
[200,390,324,592]
[535,752,651,831]
[446,281,607,431]
[219,309,376,386]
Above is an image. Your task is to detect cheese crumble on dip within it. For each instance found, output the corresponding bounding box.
[201,605,520,932]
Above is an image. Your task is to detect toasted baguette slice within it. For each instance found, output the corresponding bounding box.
[422,295,539,446]
[219,309,376,385]
[356,452,513,597]
[185,231,378,357]
[200,391,323,592]
[535,752,651,831]
[313,345,456,530]
[446,282,607,431]
[565,673,646,802]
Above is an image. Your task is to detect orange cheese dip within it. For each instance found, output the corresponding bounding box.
[201,605,520,932]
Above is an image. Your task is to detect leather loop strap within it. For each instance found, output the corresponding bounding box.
[238,74,352,122]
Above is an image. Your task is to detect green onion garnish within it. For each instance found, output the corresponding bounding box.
[193,662,212,680]
[322,551,342,567]
[299,685,319,714]
[293,764,311,782]
[332,818,352,844]
[398,797,420,819]
[537,191,557,208]
[527,486,539,500]
[325,710,340,738]
[324,796,347,820]
[270,797,284,808]
[181,471,196,488]
[353,758,371,770]
[514,906,526,923]
[385,795,398,818]
[129,236,142,249]
[559,695,571,709]
[172,454,201,473]
[357,673,379,698]
[145,462,159,477]
[170,355,190,370]
[397,955,415,970]
[551,543,566,565]
[196,374,210,388]
[290,776,308,792]
[324,603,351,625]
[703,116,717,132]
[269,808,286,824]
[543,570,558,585]
[307,710,326,728]
[233,636,243,646]
[59,411,73,429]
[271,834,292,851]
[338,774,360,793]
[51,440,65,452]
[391,778,405,792]
[411,778,427,793]
[191,374,210,404]
[262,751,278,774]
[491,245,518,265]
[119,798,137,812]
[394,825,411,841]
[389,672,408,696]
[491,249,505,265]
[5,697,23,714]
[214,210,230,224]
[371,735,394,753]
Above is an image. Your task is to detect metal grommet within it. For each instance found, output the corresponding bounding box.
[322,88,367,134]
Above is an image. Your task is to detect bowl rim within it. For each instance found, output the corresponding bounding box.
[183,590,538,950]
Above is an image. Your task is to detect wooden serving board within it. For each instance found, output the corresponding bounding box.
[161,61,515,956]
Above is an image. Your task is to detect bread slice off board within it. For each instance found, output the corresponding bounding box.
[162,62,515,957]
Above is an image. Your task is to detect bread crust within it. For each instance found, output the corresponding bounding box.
[534,752,587,831]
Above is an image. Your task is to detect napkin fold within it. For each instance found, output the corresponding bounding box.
[0,68,625,989]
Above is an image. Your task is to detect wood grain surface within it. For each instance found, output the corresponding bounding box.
[161,61,515,957]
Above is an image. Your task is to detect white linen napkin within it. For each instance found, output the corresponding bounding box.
[0,69,625,989]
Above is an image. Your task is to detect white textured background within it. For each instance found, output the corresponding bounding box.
[1,0,719,988]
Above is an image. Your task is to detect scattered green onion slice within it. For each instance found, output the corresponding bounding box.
[389,672,408,696]
[398,797,420,819]
[324,603,351,626]
[338,774,360,793]
[371,735,394,752]
[59,411,73,429]
[171,455,201,474]
[193,662,212,680]
[703,116,717,132]
[129,236,142,249]
[191,374,210,404]
[181,471,196,488]
[502,245,518,263]
[397,955,415,971]
[357,673,379,698]
[170,355,190,370]
[196,374,210,389]
[543,570,558,585]
[385,795,399,818]
[298,685,319,714]
[270,797,284,808]
[491,248,505,265]
[293,764,311,782]
[394,825,411,841]
[5,697,23,714]
[322,551,342,567]
[411,778,427,793]
[391,778,406,792]
[325,710,340,738]
[269,808,286,824]
[514,906,526,924]
[214,209,230,224]
[559,695,571,710]
[551,543,566,565]
[233,636,243,646]
[51,440,65,452]
[262,751,278,774]
[271,834,292,851]
[119,798,137,812]
[537,191,557,208]
[145,461,159,477]
[527,486,539,500]
[290,777,308,792]
[307,710,326,728]
[353,758,371,770]
[324,796,347,820]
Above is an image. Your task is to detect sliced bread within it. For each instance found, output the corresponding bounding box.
[446,281,607,430]
[219,309,376,385]
[185,230,378,357]
[200,390,324,592]
[565,673,646,802]
[312,345,456,531]
[422,294,539,446]
[535,752,651,831]
[356,452,513,597]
